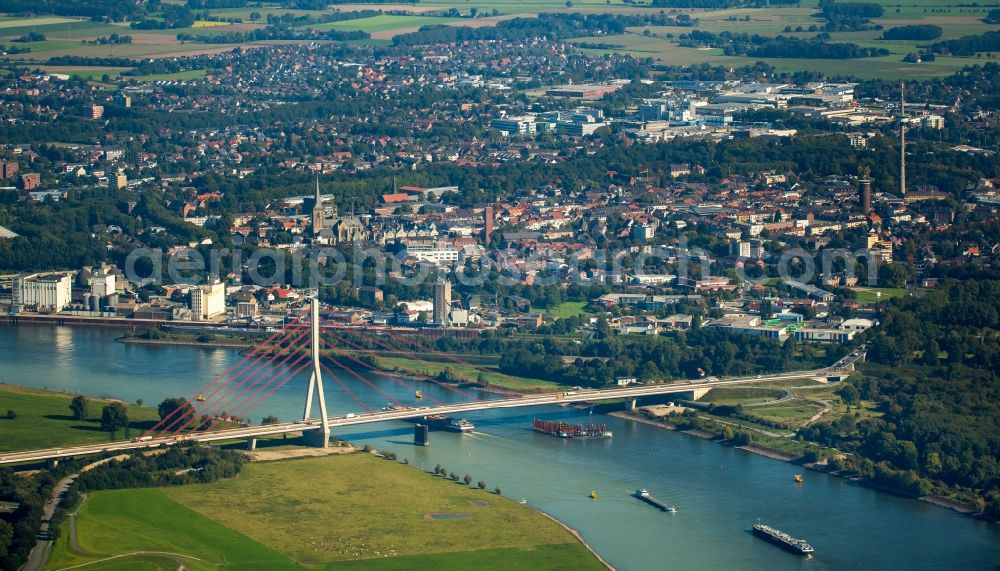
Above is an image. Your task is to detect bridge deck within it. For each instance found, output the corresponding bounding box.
[0,362,862,466]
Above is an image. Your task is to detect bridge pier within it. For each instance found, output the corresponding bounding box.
[246,437,258,451]
[302,428,329,448]
[628,398,637,411]
[302,299,330,448]
[46,458,59,469]
[414,424,429,446]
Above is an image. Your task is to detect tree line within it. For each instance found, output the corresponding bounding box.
[680,30,889,59]
[0,0,158,21]
[800,280,1000,515]
[882,24,942,41]
[392,13,665,46]
[73,445,248,491]
[930,30,1000,57]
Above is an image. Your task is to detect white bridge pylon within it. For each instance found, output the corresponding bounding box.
[301,298,330,447]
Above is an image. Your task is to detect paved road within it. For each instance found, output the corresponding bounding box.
[23,455,130,571]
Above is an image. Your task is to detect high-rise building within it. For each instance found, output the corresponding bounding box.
[484,206,494,244]
[433,279,452,326]
[0,161,18,179]
[191,280,226,321]
[112,171,127,189]
[491,116,536,136]
[14,273,72,312]
[730,241,751,258]
[859,178,872,214]
[91,105,104,120]
[632,223,655,244]
[20,173,40,190]
[91,268,116,297]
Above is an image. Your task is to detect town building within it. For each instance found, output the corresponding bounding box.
[433,279,451,326]
[14,273,72,312]
[0,161,17,179]
[20,173,40,190]
[191,280,226,321]
[492,115,537,136]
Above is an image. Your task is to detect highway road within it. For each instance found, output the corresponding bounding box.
[0,354,865,466]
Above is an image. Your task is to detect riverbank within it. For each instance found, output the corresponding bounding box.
[533,509,616,571]
[609,409,986,520]
[49,453,606,570]
[373,354,563,393]
[116,335,251,349]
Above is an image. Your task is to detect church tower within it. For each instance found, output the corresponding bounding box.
[312,176,324,234]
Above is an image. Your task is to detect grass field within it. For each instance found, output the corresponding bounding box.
[750,402,826,425]
[50,455,603,569]
[129,68,209,82]
[852,287,907,304]
[701,387,787,404]
[333,544,602,570]
[0,16,79,28]
[546,300,594,319]
[307,15,463,33]
[165,454,602,567]
[375,355,564,390]
[755,377,825,389]
[0,383,159,452]
[49,487,298,571]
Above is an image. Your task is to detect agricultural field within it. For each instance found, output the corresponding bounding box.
[306,15,463,33]
[1,0,996,77]
[0,383,159,452]
[50,454,603,570]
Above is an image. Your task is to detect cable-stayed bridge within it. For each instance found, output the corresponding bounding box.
[0,299,860,466]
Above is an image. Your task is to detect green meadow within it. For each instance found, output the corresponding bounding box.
[50,454,603,570]
[0,383,158,452]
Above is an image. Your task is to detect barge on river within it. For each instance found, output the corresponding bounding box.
[752,522,814,555]
[633,489,677,512]
[532,419,612,439]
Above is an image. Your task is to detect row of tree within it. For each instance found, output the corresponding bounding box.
[681,29,890,58]
[930,30,1000,57]
[799,280,1000,515]
[392,13,667,46]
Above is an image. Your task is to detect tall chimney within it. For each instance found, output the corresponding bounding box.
[860,178,872,215]
[900,82,906,197]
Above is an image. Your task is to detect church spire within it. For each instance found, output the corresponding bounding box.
[312,175,324,234]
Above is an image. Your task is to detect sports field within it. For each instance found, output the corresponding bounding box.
[50,453,603,570]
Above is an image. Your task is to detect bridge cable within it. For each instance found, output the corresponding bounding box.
[168,331,315,435]
[140,311,310,437]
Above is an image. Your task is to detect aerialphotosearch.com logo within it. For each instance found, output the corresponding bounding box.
[123,236,884,292]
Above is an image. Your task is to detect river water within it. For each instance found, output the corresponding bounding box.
[1,324,997,570]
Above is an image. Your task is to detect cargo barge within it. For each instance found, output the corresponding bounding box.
[752,522,814,555]
[422,415,474,433]
[532,419,612,439]
[633,488,676,512]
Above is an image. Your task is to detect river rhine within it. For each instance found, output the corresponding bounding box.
[1,324,997,570]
